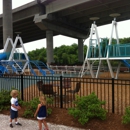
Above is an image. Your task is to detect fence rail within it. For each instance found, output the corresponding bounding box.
[1,74,130,114]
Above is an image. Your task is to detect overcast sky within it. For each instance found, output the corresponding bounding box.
[0,0,130,52]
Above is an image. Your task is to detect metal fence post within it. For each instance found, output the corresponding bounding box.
[60,76,63,108]
[21,74,24,101]
[112,78,114,113]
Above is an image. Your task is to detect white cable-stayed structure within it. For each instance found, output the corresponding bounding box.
[0,35,54,76]
[80,14,130,79]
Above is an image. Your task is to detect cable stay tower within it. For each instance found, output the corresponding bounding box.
[80,17,101,78]
[0,34,54,76]
[80,13,130,79]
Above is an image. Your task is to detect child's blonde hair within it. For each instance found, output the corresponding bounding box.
[10,90,18,97]
[39,95,46,105]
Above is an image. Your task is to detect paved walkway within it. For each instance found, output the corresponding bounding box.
[0,114,87,130]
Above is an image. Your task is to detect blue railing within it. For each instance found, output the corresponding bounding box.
[87,41,130,58]
[108,43,130,57]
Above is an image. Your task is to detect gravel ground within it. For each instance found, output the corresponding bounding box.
[0,114,86,130]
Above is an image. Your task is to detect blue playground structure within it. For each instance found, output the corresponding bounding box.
[80,15,130,79]
[121,60,130,68]
[0,35,55,76]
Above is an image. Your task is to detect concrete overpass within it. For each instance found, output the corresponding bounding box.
[1,0,130,46]
[0,0,130,63]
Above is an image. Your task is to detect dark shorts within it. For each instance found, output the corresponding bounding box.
[10,109,18,119]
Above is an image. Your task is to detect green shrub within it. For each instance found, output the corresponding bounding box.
[0,87,23,111]
[23,110,34,118]
[68,92,107,125]
[0,88,21,111]
[122,106,130,124]
[0,89,11,106]
[46,97,53,105]
[23,97,39,118]
[47,108,52,115]
[23,96,53,118]
[46,97,53,115]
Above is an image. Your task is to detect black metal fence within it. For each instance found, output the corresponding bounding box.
[1,74,130,115]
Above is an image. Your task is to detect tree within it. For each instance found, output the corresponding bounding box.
[119,37,130,44]
[27,37,130,65]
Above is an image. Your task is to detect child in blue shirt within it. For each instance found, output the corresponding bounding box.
[34,95,49,130]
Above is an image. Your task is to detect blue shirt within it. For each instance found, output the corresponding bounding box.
[38,105,47,118]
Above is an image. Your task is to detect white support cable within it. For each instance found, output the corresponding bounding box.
[94,24,101,58]
[4,38,14,53]
[114,19,121,79]
[115,21,121,56]
[115,23,119,44]
[106,18,118,78]
[81,21,100,78]
[94,25,102,78]
[22,61,29,73]
[108,20,115,46]
[86,23,94,57]
[87,23,96,78]
[96,60,102,78]
[19,37,29,61]
[115,62,121,79]
[79,56,87,77]
[79,30,91,78]
[8,36,19,61]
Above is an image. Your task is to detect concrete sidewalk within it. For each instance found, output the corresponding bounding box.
[0,114,86,130]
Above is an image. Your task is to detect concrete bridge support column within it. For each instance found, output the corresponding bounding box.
[46,30,54,64]
[3,0,13,52]
[78,38,84,63]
